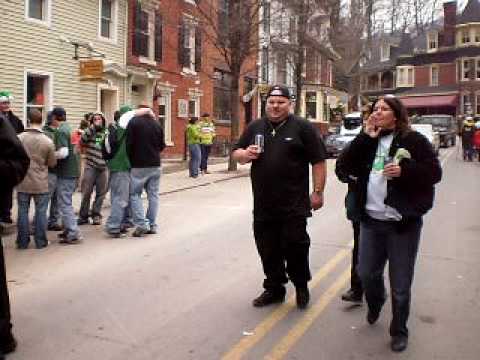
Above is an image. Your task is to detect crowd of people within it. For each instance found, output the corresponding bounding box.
[0,85,448,357]
[460,116,480,161]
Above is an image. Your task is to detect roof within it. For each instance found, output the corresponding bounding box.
[457,0,480,25]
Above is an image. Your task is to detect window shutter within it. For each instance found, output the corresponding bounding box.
[178,21,187,67]
[195,26,202,72]
[155,13,163,62]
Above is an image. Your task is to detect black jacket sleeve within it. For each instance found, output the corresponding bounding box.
[0,116,30,189]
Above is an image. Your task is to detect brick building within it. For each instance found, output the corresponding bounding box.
[126,0,258,158]
[358,0,480,119]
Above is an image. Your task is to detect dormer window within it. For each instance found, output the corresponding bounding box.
[462,29,470,44]
[380,44,390,62]
[427,32,438,52]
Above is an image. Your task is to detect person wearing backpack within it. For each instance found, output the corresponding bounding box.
[104,106,132,237]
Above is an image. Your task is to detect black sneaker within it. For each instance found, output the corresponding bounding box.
[367,307,381,324]
[77,218,89,225]
[252,290,286,307]
[391,336,408,352]
[341,289,363,304]
[296,287,310,309]
[146,227,157,235]
[47,224,63,231]
[132,227,148,237]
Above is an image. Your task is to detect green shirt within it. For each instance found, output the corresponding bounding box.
[56,122,80,178]
[107,127,130,172]
[186,123,201,145]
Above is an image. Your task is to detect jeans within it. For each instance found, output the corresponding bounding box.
[57,177,81,240]
[358,217,422,338]
[200,144,212,171]
[47,173,61,227]
[350,221,363,295]
[79,166,109,220]
[188,144,201,177]
[130,167,161,231]
[105,171,130,234]
[16,192,50,248]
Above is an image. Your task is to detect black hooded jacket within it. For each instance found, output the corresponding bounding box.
[0,115,29,190]
[340,130,442,220]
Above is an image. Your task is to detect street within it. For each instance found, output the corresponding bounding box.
[3,145,480,360]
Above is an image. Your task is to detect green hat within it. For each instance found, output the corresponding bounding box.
[0,91,13,102]
[119,104,132,116]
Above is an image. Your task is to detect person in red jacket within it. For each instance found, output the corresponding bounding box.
[473,122,480,162]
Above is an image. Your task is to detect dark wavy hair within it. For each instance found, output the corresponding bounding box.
[373,96,410,134]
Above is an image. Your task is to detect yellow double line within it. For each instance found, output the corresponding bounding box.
[222,244,352,360]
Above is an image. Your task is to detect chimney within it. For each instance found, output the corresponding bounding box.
[443,1,457,47]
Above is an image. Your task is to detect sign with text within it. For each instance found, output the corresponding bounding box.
[79,60,104,81]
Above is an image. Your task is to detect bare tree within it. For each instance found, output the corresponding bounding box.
[195,0,264,171]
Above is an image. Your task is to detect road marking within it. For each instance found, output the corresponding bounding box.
[263,268,351,360]
[221,245,351,360]
[440,147,455,167]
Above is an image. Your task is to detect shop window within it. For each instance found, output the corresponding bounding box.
[25,73,50,125]
[305,92,317,121]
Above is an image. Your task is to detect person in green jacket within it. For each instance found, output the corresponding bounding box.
[198,113,216,174]
[186,117,201,178]
[104,105,132,237]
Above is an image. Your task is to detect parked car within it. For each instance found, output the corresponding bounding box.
[417,114,456,147]
[325,117,362,158]
[411,124,440,156]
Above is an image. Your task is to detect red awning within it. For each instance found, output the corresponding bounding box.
[399,95,458,108]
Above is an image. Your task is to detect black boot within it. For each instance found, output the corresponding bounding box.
[252,289,285,307]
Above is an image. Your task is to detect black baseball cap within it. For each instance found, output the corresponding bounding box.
[51,107,66,119]
[266,85,291,100]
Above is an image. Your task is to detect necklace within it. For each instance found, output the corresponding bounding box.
[267,119,288,137]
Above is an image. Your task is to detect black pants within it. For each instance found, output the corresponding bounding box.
[0,188,13,222]
[0,237,13,342]
[253,217,311,292]
[350,221,363,295]
[358,217,422,338]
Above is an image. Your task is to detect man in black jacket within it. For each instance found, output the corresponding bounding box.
[0,91,24,225]
[340,96,441,352]
[0,112,30,358]
[126,108,166,237]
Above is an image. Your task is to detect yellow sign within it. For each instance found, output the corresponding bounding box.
[258,84,270,94]
[79,60,104,81]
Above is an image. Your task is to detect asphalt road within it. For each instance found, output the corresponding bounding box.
[3,145,480,360]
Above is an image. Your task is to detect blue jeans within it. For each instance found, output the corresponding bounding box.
[57,177,81,240]
[105,171,130,234]
[200,144,212,171]
[16,193,50,248]
[48,173,60,227]
[130,167,161,231]
[358,217,422,338]
[188,144,201,177]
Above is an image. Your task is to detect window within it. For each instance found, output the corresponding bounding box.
[475,28,480,43]
[213,70,232,122]
[462,59,471,81]
[462,94,471,113]
[179,19,201,73]
[25,72,51,125]
[430,65,439,86]
[305,92,317,121]
[276,52,287,84]
[133,6,150,58]
[261,47,269,82]
[263,2,271,36]
[26,0,50,24]
[218,0,229,45]
[462,29,470,44]
[396,66,414,87]
[427,32,438,51]
[476,58,480,80]
[380,43,390,62]
[476,93,480,115]
[99,0,117,41]
[157,91,172,144]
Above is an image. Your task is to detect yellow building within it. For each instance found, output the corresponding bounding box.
[0,0,128,125]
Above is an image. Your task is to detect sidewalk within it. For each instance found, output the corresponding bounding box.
[1,160,250,235]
